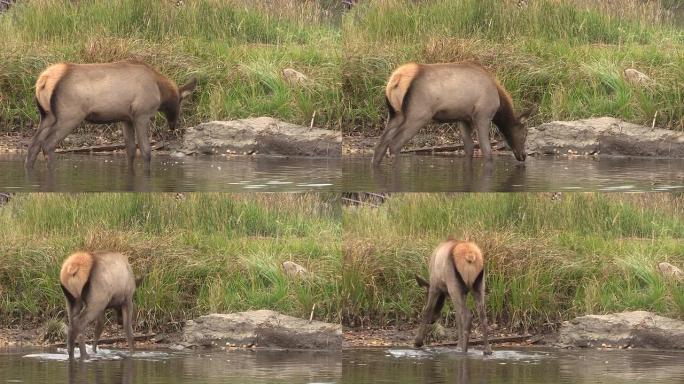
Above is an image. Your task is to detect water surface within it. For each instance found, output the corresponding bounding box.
[343,347,684,384]
[344,155,684,192]
[1,346,340,384]
[0,154,340,192]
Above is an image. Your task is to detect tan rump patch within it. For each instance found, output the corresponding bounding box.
[35,63,70,113]
[59,251,94,299]
[385,63,421,113]
[452,241,484,287]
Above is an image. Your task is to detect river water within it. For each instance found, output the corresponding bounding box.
[343,155,684,192]
[342,347,684,384]
[0,154,340,192]
[0,347,341,384]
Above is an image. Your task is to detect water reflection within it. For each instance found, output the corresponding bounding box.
[0,154,340,192]
[345,155,684,192]
[342,348,684,384]
[2,348,341,384]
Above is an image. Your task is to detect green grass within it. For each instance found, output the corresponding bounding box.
[0,0,343,135]
[341,0,684,134]
[342,193,684,331]
[0,193,342,332]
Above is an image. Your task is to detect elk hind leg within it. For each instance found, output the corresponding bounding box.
[472,279,492,355]
[373,116,403,166]
[388,110,432,157]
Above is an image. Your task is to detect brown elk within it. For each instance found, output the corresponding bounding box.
[60,251,136,360]
[26,61,197,169]
[414,240,492,355]
[373,62,537,166]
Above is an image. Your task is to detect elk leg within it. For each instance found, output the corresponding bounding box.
[25,115,56,169]
[472,281,492,355]
[388,111,432,157]
[414,287,445,348]
[122,121,137,167]
[133,114,153,171]
[121,301,135,353]
[42,114,85,169]
[473,116,492,158]
[373,116,402,166]
[458,122,475,158]
[445,279,470,353]
[92,312,105,354]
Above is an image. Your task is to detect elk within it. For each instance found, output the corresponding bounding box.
[59,251,136,360]
[373,62,537,166]
[26,61,197,169]
[414,240,492,355]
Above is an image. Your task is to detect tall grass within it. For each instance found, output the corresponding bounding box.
[0,193,342,332]
[342,0,684,134]
[0,0,343,134]
[343,193,684,331]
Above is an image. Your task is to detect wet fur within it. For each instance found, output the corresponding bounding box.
[413,240,492,355]
[374,62,536,165]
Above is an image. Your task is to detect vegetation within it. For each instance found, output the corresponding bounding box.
[0,193,342,332]
[342,0,684,135]
[343,193,684,331]
[0,0,342,134]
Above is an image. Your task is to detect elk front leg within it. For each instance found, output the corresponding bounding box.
[414,288,445,348]
[458,122,475,158]
[92,312,105,354]
[121,301,135,354]
[473,116,492,159]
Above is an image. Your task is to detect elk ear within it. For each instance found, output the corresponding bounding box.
[179,77,197,100]
[518,104,538,124]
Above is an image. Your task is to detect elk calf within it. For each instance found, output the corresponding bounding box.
[27,61,196,169]
[374,62,537,166]
[60,251,136,360]
[414,240,492,355]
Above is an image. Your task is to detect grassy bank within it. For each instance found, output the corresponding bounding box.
[0,193,342,332]
[0,0,342,134]
[343,193,684,331]
[342,0,684,134]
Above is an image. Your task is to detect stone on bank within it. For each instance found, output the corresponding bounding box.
[182,310,341,350]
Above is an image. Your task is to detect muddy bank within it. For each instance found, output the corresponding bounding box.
[343,325,543,349]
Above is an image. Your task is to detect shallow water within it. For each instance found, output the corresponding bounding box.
[343,155,684,192]
[0,154,340,192]
[1,346,340,384]
[342,347,684,384]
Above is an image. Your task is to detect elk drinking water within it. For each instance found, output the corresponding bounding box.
[373,62,537,166]
[59,251,136,360]
[414,240,492,355]
[26,61,197,169]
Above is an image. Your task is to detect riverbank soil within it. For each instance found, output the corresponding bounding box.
[343,325,548,349]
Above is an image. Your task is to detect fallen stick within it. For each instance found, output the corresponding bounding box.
[401,141,499,154]
[432,334,532,347]
[55,141,163,154]
[50,333,156,348]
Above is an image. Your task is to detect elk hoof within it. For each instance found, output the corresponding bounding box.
[413,339,424,348]
[483,348,493,356]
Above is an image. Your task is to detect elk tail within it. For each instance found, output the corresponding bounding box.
[385,63,420,120]
[59,251,94,303]
[415,273,430,289]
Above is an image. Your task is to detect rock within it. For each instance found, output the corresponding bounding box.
[282,68,309,87]
[182,310,341,350]
[180,117,341,157]
[559,311,684,349]
[282,261,309,279]
[658,262,683,282]
[526,117,684,158]
[623,68,652,86]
